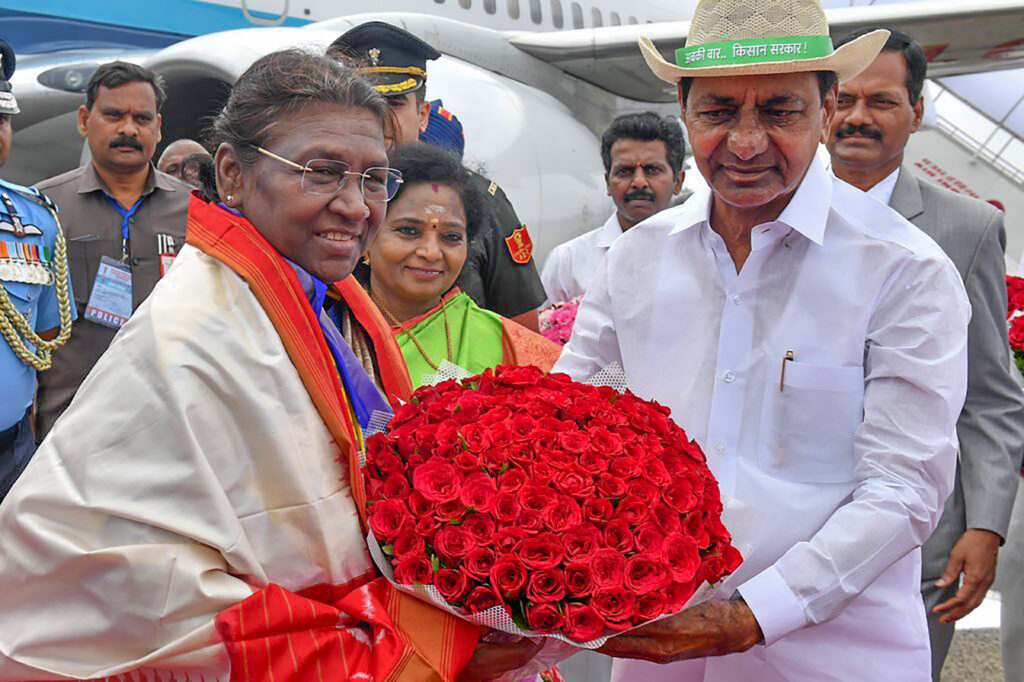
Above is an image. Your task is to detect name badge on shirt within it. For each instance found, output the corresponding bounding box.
[84,255,133,329]
[157,233,177,278]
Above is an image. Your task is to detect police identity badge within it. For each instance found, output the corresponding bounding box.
[84,255,133,329]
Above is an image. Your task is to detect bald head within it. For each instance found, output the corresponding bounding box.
[158,139,208,178]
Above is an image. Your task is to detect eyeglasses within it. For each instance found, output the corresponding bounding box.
[253,146,403,202]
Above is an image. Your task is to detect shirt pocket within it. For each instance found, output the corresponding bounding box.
[759,361,864,483]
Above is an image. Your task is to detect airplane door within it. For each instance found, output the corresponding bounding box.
[239,0,291,26]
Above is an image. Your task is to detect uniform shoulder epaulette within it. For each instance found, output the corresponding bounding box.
[0,178,57,213]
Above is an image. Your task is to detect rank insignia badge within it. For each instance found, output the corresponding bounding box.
[504,226,534,264]
[0,193,42,237]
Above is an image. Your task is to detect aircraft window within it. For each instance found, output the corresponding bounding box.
[508,0,520,18]
[530,0,542,24]
[571,2,583,27]
[628,15,638,23]
[485,0,496,11]
[610,11,621,25]
[434,0,444,3]
[551,0,564,27]
[459,0,471,7]
[591,7,603,26]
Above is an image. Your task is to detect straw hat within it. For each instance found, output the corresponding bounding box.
[640,0,888,84]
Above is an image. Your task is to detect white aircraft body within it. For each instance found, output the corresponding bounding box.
[4,0,1024,260]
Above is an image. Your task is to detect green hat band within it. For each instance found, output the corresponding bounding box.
[675,35,834,69]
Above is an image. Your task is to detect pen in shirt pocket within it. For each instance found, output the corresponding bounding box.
[779,350,794,391]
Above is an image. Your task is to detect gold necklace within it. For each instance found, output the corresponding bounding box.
[373,291,453,371]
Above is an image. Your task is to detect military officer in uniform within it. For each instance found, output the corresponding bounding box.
[0,38,75,500]
[329,23,547,331]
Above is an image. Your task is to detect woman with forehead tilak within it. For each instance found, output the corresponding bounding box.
[0,49,543,681]
[359,144,560,389]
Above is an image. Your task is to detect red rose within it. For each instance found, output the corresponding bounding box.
[380,472,411,499]
[494,527,529,553]
[565,561,596,597]
[625,553,670,595]
[518,508,545,534]
[453,393,486,424]
[543,496,583,533]
[642,459,672,487]
[589,426,624,456]
[497,365,544,386]
[608,456,640,480]
[563,524,603,560]
[490,555,529,598]
[591,548,627,589]
[480,406,512,426]
[453,451,481,474]
[628,480,660,506]
[412,458,462,503]
[370,448,403,478]
[509,414,536,442]
[662,532,701,583]
[415,516,441,542]
[464,585,503,615]
[529,461,557,485]
[564,603,605,642]
[492,493,521,524]
[602,518,634,554]
[683,511,711,548]
[664,580,696,612]
[434,568,470,604]
[596,473,628,499]
[583,498,614,525]
[435,526,475,566]
[526,602,564,633]
[554,467,596,500]
[497,468,528,493]
[664,480,697,514]
[634,522,667,556]
[459,423,491,453]
[392,529,425,559]
[463,547,497,580]
[660,453,690,477]
[634,592,666,623]
[433,499,467,524]
[526,568,568,604]
[389,402,422,428]
[652,503,683,534]
[722,543,743,573]
[520,485,554,512]
[615,496,651,526]
[558,431,591,454]
[462,513,497,543]
[698,554,725,585]
[394,555,434,585]
[578,450,610,475]
[459,472,498,512]
[368,498,410,542]
[517,533,566,570]
[591,587,636,629]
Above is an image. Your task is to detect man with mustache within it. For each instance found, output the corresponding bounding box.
[827,29,1024,681]
[541,111,685,304]
[34,61,189,438]
[556,0,972,678]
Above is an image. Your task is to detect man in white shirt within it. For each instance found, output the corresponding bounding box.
[827,28,1024,681]
[540,112,685,304]
[556,0,971,679]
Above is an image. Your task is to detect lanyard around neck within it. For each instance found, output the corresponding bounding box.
[104,194,144,262]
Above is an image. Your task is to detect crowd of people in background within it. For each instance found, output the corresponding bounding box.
[0,0,1022,679]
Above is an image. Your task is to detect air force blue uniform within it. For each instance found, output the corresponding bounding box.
[0,38,76,500]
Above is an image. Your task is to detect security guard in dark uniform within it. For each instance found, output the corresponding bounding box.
[0,39,75,501]
[329,23,547,330]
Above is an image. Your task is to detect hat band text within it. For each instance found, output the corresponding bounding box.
[675,35,834,69]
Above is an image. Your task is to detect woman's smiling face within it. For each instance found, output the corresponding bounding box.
[368,182,468,311]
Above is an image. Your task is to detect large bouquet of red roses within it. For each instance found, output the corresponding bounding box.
[362,364,741,646]
[1007,275,1024,377]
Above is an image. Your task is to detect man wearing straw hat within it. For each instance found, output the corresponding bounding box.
[555,0,971,679]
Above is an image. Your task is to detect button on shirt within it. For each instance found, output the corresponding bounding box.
[556,158,970,680]
[0,179,76,430]
[34,163,189,437]
[540,211,622,305]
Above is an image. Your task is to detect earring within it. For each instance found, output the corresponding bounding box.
[225,194,234,203]
[362,253,371,266]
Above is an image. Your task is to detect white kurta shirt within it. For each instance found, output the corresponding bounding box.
[540,211,622,304]
[555,159,970,681]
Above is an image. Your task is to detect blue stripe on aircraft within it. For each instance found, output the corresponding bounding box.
[0,1,311,54]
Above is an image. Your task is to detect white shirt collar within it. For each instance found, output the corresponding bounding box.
[865,168,901,206]
[597,211,623,248]
[668,157,832,245]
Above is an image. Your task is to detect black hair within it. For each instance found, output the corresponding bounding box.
[600,112,686,175]
[86,61,167,111]
[204,48,393,201]
[679,71,838,107]
[182,152,217,195]
[835,28,926,105]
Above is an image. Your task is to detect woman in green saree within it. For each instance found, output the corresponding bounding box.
[360,144,560,388]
